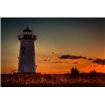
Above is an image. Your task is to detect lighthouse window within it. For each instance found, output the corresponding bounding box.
[21,47,26,54]
[23,32,28,35]
[28,32,31,35]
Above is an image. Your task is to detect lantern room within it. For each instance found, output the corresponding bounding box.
[23,26,32,35]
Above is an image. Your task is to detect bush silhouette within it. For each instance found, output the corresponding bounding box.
[90,70,96,74]
[71,67,79,75]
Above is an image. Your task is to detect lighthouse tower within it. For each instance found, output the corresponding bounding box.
[18,27,37,73]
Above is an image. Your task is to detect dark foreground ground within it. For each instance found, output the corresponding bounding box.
[1,73,105,87]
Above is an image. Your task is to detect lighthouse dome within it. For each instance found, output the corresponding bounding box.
[23,26,32,35]
[23,26,32,32]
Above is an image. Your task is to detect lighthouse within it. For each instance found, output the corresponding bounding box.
[18,27,37,73]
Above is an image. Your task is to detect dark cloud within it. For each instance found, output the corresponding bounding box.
[59,55,86,60]
[43,59,48,62]
[55,61,63,64]
[88,58,93,60]
[74,62,78,64]
[92,59,105,65]
[83,57,87,59]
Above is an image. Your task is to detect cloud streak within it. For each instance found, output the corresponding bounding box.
[92,59,105,65]
[59,55,86,60]
[59,54,105,66]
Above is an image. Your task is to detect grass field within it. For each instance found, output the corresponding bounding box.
[1,73,105,87]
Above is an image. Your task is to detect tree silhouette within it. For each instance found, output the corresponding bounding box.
[90,70,96,74]
[71,67,79,75]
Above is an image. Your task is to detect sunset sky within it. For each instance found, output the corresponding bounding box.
[1,18,105,74]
